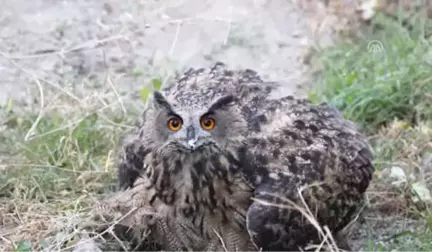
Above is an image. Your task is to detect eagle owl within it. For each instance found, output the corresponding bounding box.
[100,62,374,251]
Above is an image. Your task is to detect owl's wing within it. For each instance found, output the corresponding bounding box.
[242,97,374,251]
[117,127,152,190]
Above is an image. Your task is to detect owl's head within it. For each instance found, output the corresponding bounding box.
[138,91,248,157]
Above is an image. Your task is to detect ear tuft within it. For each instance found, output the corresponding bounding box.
[150,91,173,111]
[207,95,238,112]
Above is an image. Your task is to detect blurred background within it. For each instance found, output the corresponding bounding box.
[1,0,325,107]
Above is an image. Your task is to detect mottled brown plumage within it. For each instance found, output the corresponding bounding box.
[91,62,374,251]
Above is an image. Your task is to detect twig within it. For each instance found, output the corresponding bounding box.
[62,206,140,251]
[252,186,340,252]
[27,115,88,140]
[0,52,82,103]
[213,229,228,252]
[101,49,126,115]
[0,50,46,141]
[166,16,233,24]
[108,226,129,252]
[223,7,233,46]
[2,163,112,174]
[106,75,126,115]
[223,19,232,46]
[23,72,44,141]
[0,35,127,60]
[97,113,134,129]
[0,235,12,246]
[169,21,182,56]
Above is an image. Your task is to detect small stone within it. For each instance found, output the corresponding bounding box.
[72,237,102,252]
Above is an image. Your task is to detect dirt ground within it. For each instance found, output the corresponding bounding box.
[0,0,344,108]
[2,0,419,251]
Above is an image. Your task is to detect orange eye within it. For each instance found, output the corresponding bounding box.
[167,116,183,131]
[200,116,216,130]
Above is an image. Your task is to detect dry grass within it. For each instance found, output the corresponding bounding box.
[254,189,345,252]
[308,4,432,249]
[360,120,432,251]
[367,120,432,214]
[0,62,148,250]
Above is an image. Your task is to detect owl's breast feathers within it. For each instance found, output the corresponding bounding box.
[116,137,255,247]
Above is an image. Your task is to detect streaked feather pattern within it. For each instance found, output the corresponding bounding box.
[85,62,374,251]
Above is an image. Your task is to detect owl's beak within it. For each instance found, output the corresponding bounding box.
[186,125,198,150]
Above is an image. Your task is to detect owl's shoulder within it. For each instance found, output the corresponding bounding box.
[242,97,374,191]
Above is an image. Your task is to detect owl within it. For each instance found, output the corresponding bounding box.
[96,62,374,251]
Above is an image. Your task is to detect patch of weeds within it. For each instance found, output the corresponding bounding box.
[366,224,432,251]
[140,78,162,101]
[14,240,32,252]
[308,7,432,251]
[367,120,432,212]
[309,11,432,132]
[0,71,164,250]
[1,112,122,199]
[0,98,139,250]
